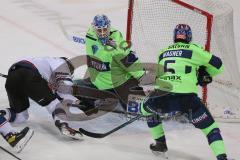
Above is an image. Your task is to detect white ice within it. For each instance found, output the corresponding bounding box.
[0,0,239,160]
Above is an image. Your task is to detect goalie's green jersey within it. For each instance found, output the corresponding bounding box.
[86,27,144,90]
[156,42,224,94]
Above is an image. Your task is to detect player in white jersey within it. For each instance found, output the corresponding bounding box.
[0,57,83,144]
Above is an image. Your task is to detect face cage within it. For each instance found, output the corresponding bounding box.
[93,25,110,39]
[174,31,192,43]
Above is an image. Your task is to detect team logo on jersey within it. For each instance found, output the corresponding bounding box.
[92,45,98,54]
[73,36,86,44]
[87,56,110,71]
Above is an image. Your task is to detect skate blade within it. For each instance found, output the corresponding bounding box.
[152,151,168,159]
[62,129,83,140]
[14,129,34,153]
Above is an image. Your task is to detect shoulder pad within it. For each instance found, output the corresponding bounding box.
[86,27,97,40]
[110,29,120,37]
[192,43,204,49]
[86,34,97,41]
[110,30,118,35]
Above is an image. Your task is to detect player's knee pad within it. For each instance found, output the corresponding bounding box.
[206,128,223,145]
[14,110,29,123]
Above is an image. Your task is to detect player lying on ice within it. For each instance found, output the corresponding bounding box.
[0,57,84,152]
[140,24,229,160]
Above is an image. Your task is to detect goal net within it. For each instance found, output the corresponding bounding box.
[126,0,240,122]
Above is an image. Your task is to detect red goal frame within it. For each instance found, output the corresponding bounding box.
[126,0,213,103]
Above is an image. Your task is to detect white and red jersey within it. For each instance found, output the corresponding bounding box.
[19,57,69,82]
[14,57,78,102]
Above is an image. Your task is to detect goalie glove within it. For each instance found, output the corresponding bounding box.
[197,66,212,86]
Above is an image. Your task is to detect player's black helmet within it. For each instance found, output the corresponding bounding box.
[174,24,192,43]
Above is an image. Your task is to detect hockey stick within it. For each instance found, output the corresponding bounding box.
[79,114,143,138]
[69,103,141,116]
[69,101,143,139]
[0,73,7,78]
[0,146,22,160]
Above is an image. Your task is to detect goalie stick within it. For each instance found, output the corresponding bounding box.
[77,110,186,138]
[68,103,144,138]
[79,114,143,138]
[71,103,167,139]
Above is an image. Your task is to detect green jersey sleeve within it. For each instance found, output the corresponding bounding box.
[192,44,224,76]
[112,31,145,80]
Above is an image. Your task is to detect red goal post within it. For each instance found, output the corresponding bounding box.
[126,0,213,104]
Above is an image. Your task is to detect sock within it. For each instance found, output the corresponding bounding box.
[46,99,60,114]
[53,108,68,123]
[14,110,29,124]
[147,117,165,140]
[149,123,165,140]
[201,122,227,157]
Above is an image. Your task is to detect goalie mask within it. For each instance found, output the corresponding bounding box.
[92,14,111,45]
[174,24,192,43]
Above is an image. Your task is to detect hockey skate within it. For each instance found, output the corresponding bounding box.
[150,141,168,159]
[217,154,235,160]
[3,127,34,153]
[55,120,83,140]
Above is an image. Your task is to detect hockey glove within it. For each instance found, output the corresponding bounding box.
[197,66,212,86]
[55,120,83,140]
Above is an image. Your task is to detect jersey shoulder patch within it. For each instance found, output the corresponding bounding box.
[86,34,97,41]
[110,30,118,35]
[110,28,123,38]
[86,28,97,41]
